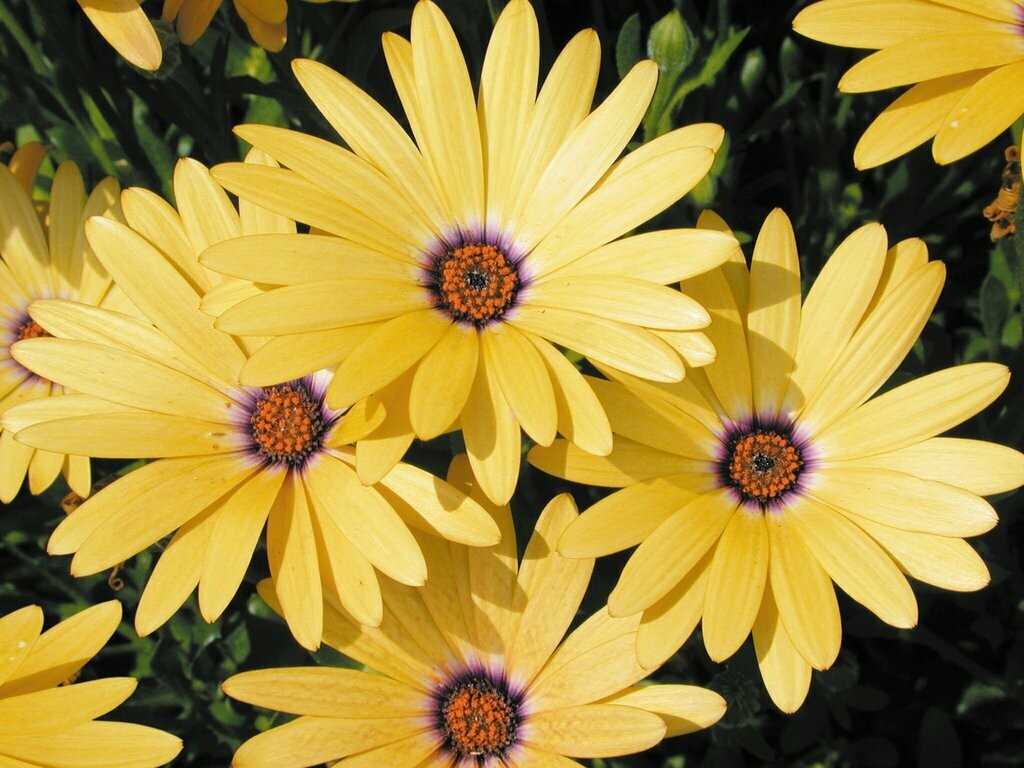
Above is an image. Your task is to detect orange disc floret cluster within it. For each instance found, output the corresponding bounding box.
[248,384,326,467]
[440,677,519,759]
[726,430,804,505]
[15,319,49,341]
[432,243,520,325]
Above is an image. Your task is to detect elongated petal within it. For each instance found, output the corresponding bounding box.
[601,684,726,737]
[789,496,918,628]
[702,509,768,661]
[933,60,1024,164]
[409,322,478,439]
[311,508,383,628]
[484,324,557,446]
[173,158,241,254]
[635,549,714,669]
[0,678,135,736]
[609,489,736,616]
[523,704,666,758]
[239,326,370,387]
[461,356,521,505]
[752,585,812,713]
[0,720,181,768]
[76,0,162,69]
[0,607,42,689]
[528,437,704,487]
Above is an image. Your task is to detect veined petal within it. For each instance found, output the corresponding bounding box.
[12,338,236,423]
[529,275,711,331]
[409,322,479,439]
[484,324,557,446]
[523,704,666,758]
[608,489,736,617]
[47,162,86,297]
[551,228,739,284]
[461,357,521,505]
[503,28,601,223]
[64,455,253,575]
[266,477,323,650]
[326,730,439,767]
[0,606,43,690]
[84,217,248,383]
[234,125,435,248]
[479,0,539,227]
[223,668,423,718]
[747,209,801,417]
[815,363,1010,458]
[702,509,768,661]
[239,326,372,387]
[411,0,484,228]
[838,31,1024,92]
[528,336,612,456]
[557,475,701,558]
[308,455,427,586]
[765,510,841,670]
[603,685,726,738]
[528,437,705,487]
[311,508,383,628]
[516,60,658,254]
[121,186,210,294]
[372,461,501,547]
[852,517,990,592]
[0,601,119,698]
[789,495,918,629]
[843,437,1024,496]
[0,166,51,296]
[510,306,684,382]
[792,0,1011,48]
[785,222,887,411]
[198,470,282,622]
[635,548,714,669]
[175,0,218,43]
[291,58,448,232]
[752,585,812,713]
[853,71,983,169]
[173,158,242,254]
[527,143,715,277]
[810,466,998,536]
[327,310,448,408]
[0,720,181,768]
[76,0,162,70]
[506,495,593,689]
[215,279,424,336]
[201,234,417,285]
[0,678,135,736]
[933,60,1024,164]
[797,262,944,433]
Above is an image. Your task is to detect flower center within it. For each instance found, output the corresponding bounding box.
[429,243,520,326]
[248,383,327,468]
[438,675,519,760]
[15,319,49,341]
[724,428,804,506]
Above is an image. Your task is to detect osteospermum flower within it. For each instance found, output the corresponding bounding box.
[0,145,127,503]
[793,0,1024,168]
[529,209,1024,712]
[223,456,726,767]
[0,600,181,767]
[76,0,358,70]
[202,0,738,504]
[1,157,499,650]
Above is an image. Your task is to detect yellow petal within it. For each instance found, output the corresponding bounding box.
[523,704,666,758]
[76,0,162,70]
[483,324,557,446]
[0,720,181,768]
[636,548,714,668]
[528,437,703,487]
[461,356,521,505]
[765,510,841,669]
[0,678,135,736]
[933,60,1024,164]
[311,508,382,628]
[608,488,735,616]
[0,606,43,689]
[408,322,478,439]
[789,496,918,629]
[752,585,812,713]
[702,509,768,661]
[601,684,727,737]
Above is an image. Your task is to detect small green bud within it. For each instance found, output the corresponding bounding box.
[647,9,696,74]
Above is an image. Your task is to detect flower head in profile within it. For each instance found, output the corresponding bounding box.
[223,456,726,767]
[203,0,738,505]
[75,0,358,70]
[793,0,1024,167]
[530,209,1024,712]
[1,157,499,650]
[0,600,181,767]
[0,143,127,504]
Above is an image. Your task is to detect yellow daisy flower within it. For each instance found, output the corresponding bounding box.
[202,0,738,505]
[793,0,1024,168]
[0,145,126,503]
[76,0,357,70]
[224,456,726,767]
[1,157,499,651]
[529,208,1024,712]
[0,600,181,767]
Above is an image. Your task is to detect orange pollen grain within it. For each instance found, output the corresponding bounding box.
[16,319,48,341]
[441,681,518,758]
[249,384,324,467]
[727,430,803,504]
[433,243,519,324]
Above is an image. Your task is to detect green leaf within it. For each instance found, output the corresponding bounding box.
[615,13,642,80]
[980,270,1010,356]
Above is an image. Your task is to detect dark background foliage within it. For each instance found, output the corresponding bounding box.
[1,0,1022,765]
